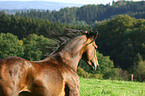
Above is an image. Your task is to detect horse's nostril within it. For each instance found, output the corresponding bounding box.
[90,60,97,70]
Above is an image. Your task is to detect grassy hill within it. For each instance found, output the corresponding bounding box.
[80,77,145,96]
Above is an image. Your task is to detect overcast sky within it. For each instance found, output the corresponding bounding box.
[0,0,143,5]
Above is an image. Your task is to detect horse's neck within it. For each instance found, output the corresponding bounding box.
[57,37,86,71]
[41,51,82,71]
[58,51,81,71]
[42,36,87,71]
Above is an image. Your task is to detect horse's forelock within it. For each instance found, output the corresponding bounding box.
[86,31,98,39]
[85,31,98,45]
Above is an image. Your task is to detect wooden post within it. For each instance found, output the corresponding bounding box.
[131,74,133,81]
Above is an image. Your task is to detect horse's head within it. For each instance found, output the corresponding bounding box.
[81,31,99,70]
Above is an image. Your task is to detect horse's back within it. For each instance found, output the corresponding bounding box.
[0,56,33,96]
[0,56,33,79]
[0,56,31,66]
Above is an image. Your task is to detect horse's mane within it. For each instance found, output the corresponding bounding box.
[46,29,85,56]
[42,28,95,56]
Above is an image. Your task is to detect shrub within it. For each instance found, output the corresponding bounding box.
[103,68,129,80]
[134,60,145,82]
[77,67,103,79]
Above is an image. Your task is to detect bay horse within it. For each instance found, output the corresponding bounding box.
[0,32,99,96]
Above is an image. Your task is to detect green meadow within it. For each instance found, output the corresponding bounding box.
[80,77,145,96]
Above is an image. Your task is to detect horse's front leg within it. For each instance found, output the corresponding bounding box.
[68,86,80,96]
[65,76,80,96]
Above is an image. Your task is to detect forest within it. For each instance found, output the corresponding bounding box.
[14,1,145,25]
[0,1,145,82]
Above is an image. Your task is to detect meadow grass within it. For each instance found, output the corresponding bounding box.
[80,77,145,96]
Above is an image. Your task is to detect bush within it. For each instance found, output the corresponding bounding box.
[134,60,145,82]
[77,67,103,79]
[77,67,88,78]
[103,68,129,80]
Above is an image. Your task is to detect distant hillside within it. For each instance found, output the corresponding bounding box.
[0,1,82,11]
[12,1,145,25]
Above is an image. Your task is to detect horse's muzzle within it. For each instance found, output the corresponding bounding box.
[90,60,99,71]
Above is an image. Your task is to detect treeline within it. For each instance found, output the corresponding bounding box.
[14,1,145,24]
[0,12,67,40]
[0,12,90,40]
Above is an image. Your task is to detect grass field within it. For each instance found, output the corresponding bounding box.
[79,77,145,96]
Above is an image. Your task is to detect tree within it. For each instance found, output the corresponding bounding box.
[0,12,10,33]
[134,59,145,82]
[96,51,114,74]
[95,15,145,70]
[0,33,24,59]
[22,34,56,61]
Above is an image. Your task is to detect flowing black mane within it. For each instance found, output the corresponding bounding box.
[45,29,87,56]
[43,28,97,56]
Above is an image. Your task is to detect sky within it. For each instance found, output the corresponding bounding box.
[0,0,144,5]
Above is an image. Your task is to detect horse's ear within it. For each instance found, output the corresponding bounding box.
[86,31,98,41]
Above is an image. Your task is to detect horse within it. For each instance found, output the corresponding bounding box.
[0,32,99,96]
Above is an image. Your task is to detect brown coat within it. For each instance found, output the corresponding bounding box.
[0,33,98,96]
